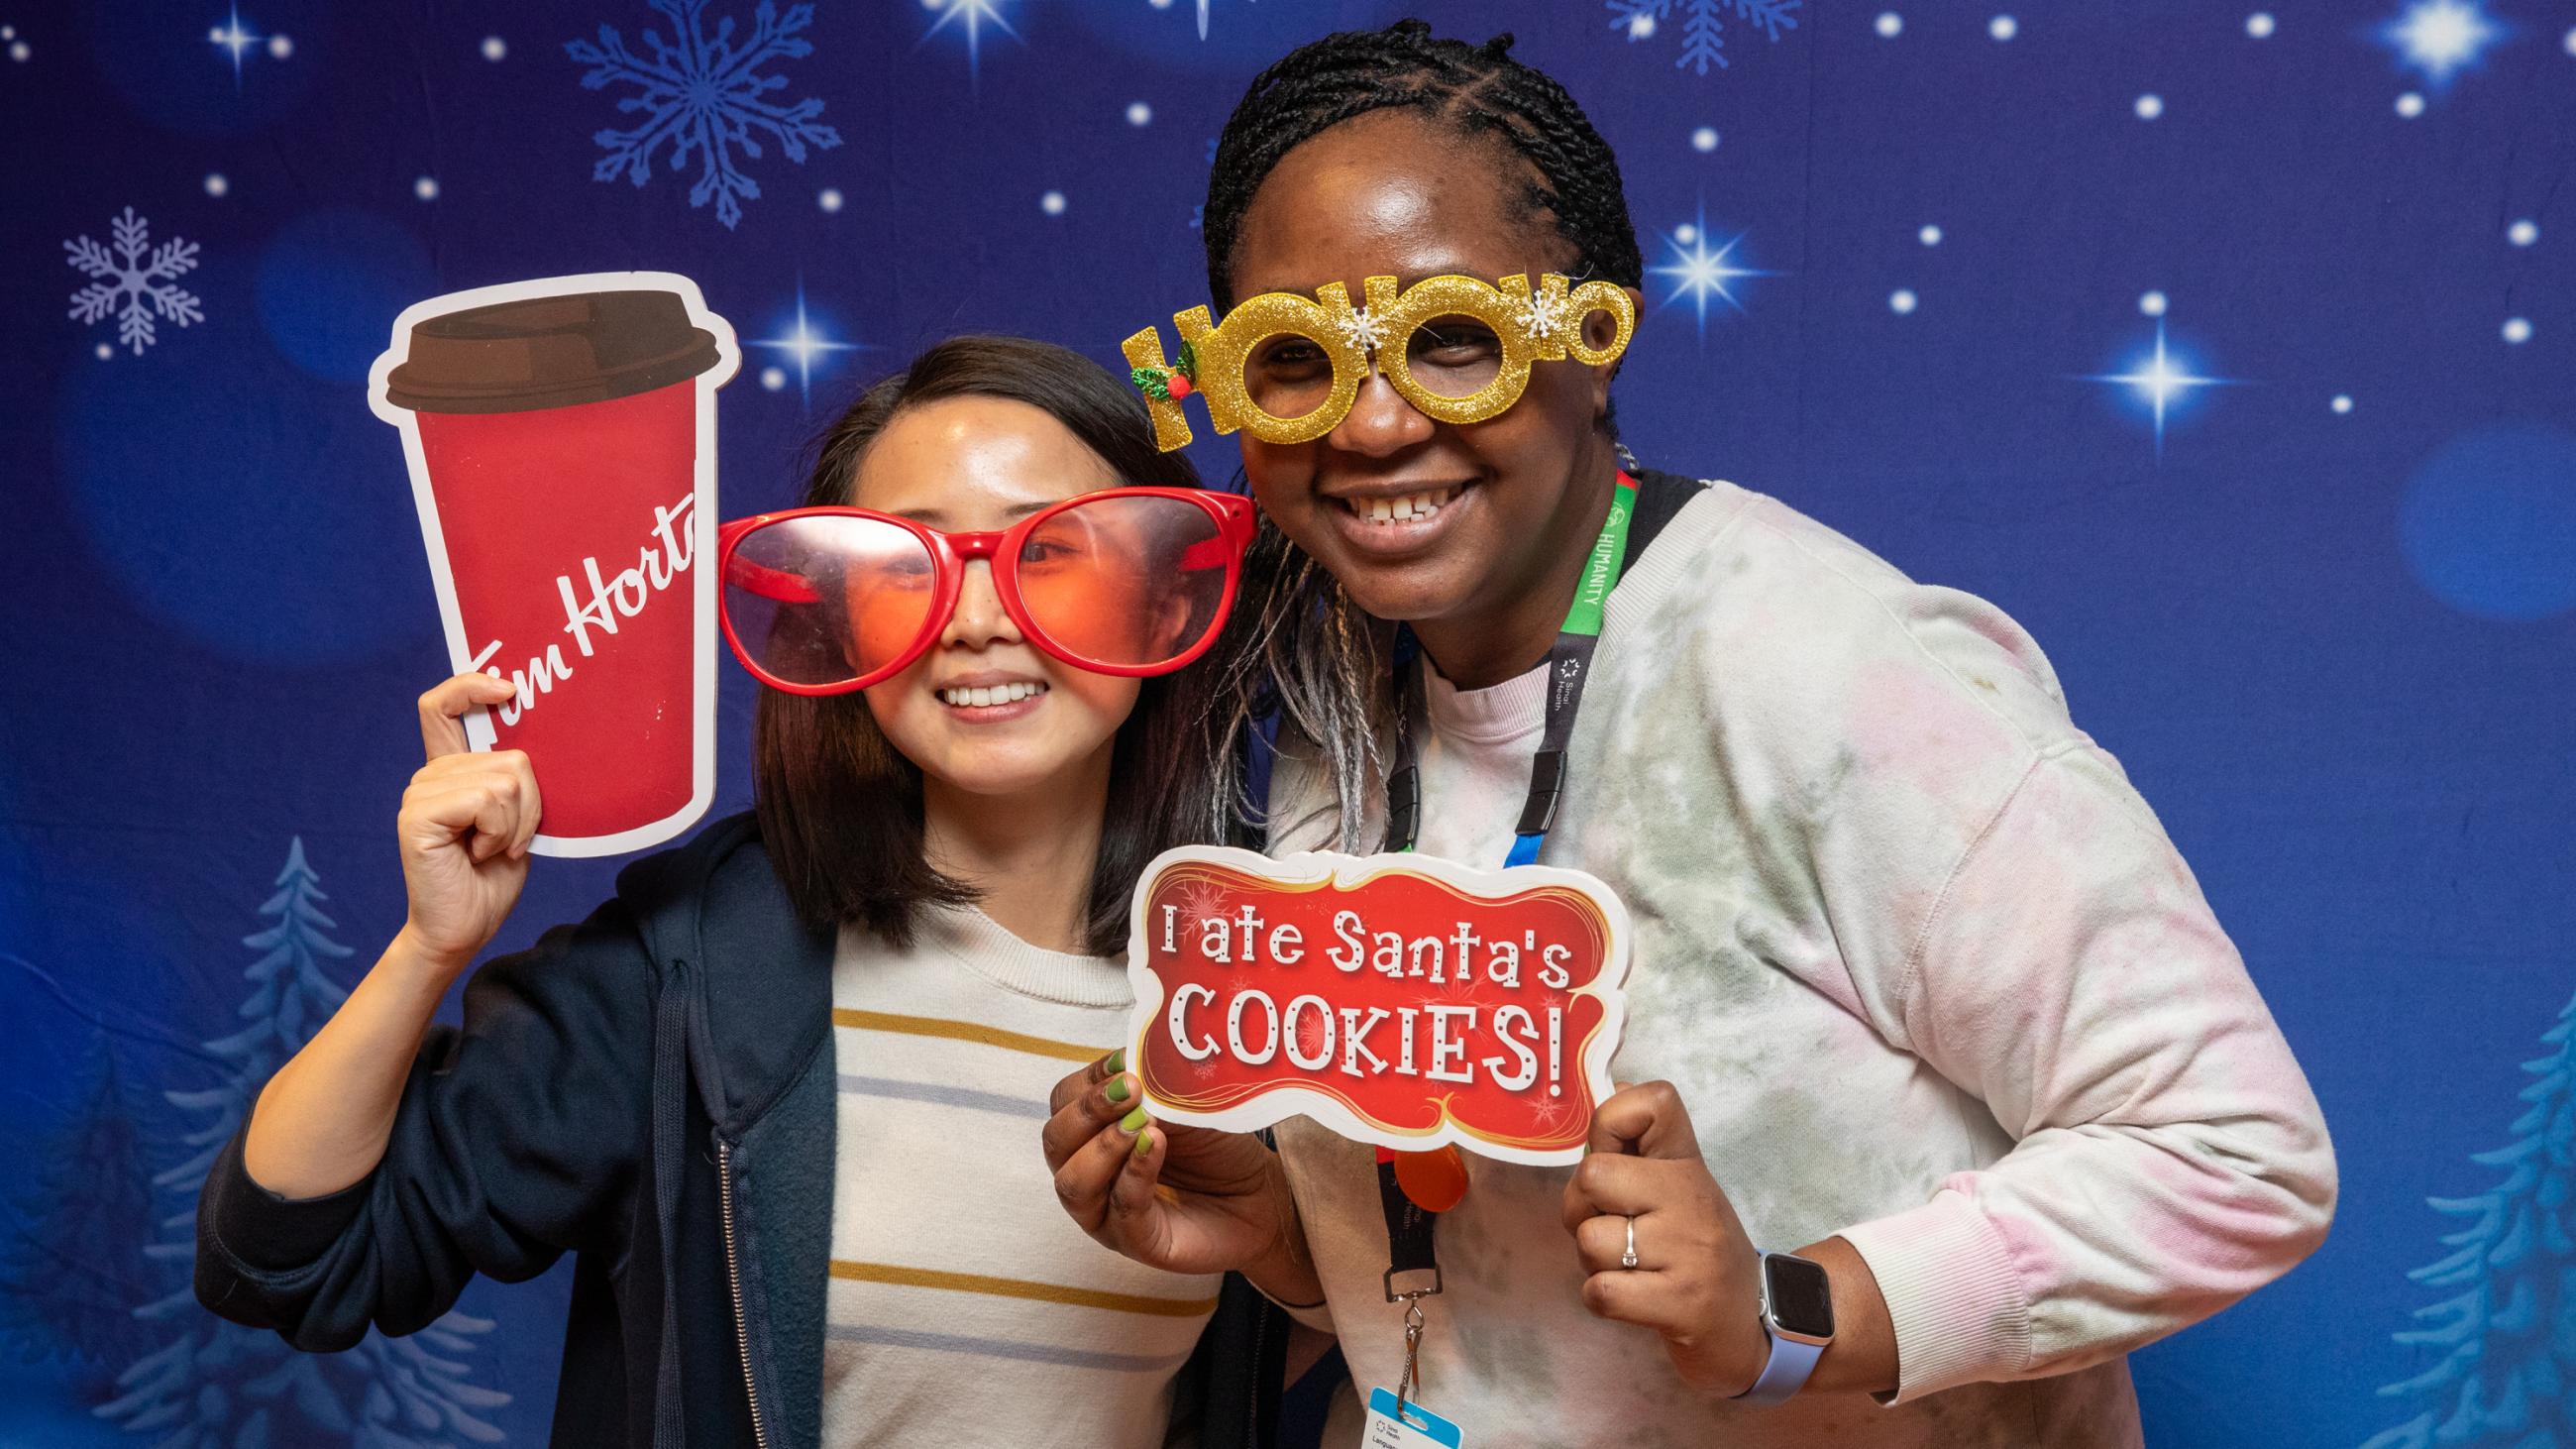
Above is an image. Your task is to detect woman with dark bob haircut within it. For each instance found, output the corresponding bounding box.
[192,335,1301,1448]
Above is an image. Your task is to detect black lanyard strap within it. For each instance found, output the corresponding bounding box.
[1378,1153,1444,1300]
[1369,467,1707,1327]
[1381,468,1705,864]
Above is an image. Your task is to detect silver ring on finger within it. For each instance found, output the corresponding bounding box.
[1620,1214,1640,1271]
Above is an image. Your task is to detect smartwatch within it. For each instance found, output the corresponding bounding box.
[1733,1250,1835,1405]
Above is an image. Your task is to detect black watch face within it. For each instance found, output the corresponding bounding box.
[1765,1254,1835,1338]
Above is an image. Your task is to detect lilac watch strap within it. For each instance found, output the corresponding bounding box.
[1734,1327,1825,1405]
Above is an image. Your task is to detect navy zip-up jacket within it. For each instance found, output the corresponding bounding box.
[193,813,1289,1447]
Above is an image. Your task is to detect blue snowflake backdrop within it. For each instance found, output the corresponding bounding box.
[1,2,2571,1444]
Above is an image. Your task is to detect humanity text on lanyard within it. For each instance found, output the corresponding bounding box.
[1383,470,1640,866]
[1375,471,1642,1423]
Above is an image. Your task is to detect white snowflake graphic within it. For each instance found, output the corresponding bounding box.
[65,208,203,358]
[1530,1094,1568,1132]
[1514,286,1571,345]
[1335,307,1387,356]
[1606,0,1798,75]
[567,0,842,231]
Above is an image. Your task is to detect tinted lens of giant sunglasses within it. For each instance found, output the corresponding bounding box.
[722,515,940,689]
[1013,495,1233,670]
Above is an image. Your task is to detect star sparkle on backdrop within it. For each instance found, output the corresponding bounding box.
[1141,0,1221,42]
[750,281,868,408]
[2075,317,2242,460]
[1649,206,1778,338]
[207,5,289,87]
[2378,0,2503,85]
[923,0,1020,83]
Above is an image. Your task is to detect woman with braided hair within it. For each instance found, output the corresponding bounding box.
[1044,20,2334,1446]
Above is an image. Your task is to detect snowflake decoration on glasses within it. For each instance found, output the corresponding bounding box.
[65,208,203,358]
[1335,307,1388,356]
[1514,285,1572,346]
[1605,0,1799,75]
[567,0,843,231]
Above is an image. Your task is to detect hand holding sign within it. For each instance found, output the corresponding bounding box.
[1124,846,1633,1166]
[1560,1080,1772,1395]
[1040,1052,1323,1304]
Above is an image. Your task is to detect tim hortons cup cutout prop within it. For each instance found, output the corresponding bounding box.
[369,275,741,857]
[1125,845,1633,1167]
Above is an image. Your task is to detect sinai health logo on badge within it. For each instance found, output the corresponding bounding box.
[1124,845,1634,1166]
[369,274,742,858]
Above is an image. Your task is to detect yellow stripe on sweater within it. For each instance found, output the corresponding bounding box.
[828,1261,1218,1318]
[829,1007,1103,1064]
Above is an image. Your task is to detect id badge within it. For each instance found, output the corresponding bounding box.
[1364,1387,1464,1449]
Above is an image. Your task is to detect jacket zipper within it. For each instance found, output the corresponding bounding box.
[1244,1288,1269,1447]
[716,1139,774,1449]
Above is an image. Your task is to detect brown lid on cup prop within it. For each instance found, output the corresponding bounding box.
[381,288,723,414]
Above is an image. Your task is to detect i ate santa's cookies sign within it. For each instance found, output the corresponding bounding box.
[1123,845,1632,1166]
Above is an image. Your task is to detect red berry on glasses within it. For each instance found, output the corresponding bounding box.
[1165,374,1195,399]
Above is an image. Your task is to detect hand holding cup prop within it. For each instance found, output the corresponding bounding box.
[369,274,742,857]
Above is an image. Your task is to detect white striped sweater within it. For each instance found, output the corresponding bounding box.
[821,905,1221,1448]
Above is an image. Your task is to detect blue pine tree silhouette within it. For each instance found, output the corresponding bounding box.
[0,1024,160,1394]
[2364,988,2576,1448]
[96,838,512,1445]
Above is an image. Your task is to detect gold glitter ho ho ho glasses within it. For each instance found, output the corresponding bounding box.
[1122,271,1637,453]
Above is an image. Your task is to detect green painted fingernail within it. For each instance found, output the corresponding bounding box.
[1106,1049,1124,1074]
[1106,1075,1131,1103]
[1120,1105,1149,1135]
[1134,1128,1154,1158]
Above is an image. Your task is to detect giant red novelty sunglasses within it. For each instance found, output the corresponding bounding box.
[718,486,1257,696]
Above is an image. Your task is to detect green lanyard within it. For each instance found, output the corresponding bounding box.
[1384,471,1640,868]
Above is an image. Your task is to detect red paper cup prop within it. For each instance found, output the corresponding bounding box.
[370,275,742,856]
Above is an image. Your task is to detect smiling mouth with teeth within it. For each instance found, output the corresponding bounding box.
[935,681,1050,709]
[1344,486,1461,523]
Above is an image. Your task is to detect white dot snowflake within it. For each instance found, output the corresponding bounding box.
[64,208,203,358]
[566,0,844,231]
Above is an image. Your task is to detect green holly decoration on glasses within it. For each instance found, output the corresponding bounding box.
[1131,341,1199,402]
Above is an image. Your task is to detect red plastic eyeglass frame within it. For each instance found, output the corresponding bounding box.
[716,486,1258,697]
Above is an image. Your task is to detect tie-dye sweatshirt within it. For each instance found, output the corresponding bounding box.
[1263,478,2335,1446]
